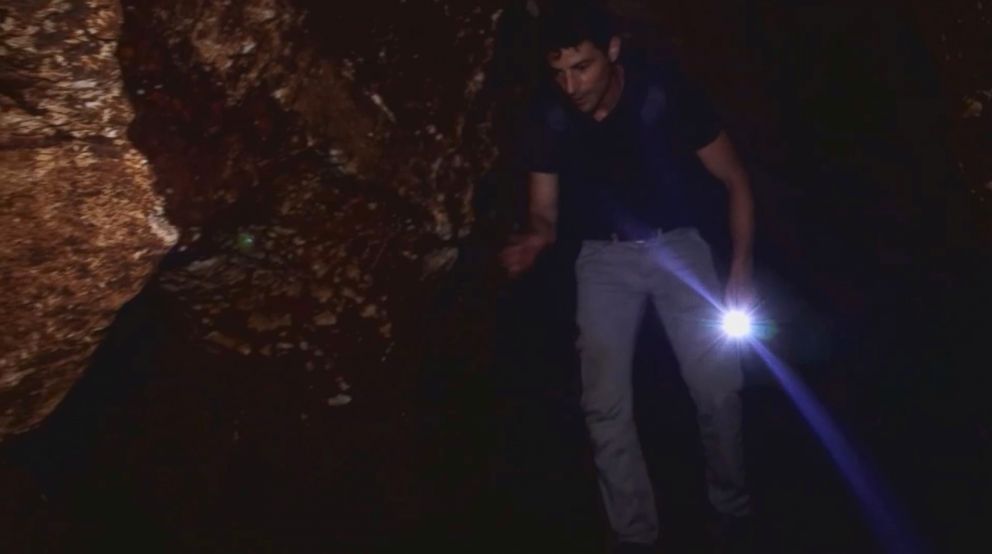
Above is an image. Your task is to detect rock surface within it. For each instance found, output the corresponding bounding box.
[113,0,510,424]
[1,0,506,440]
[0,0,176,438]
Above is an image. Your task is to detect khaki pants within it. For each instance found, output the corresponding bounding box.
[575,227,750,545]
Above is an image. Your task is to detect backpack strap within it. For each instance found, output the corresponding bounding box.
[640,84,667,126]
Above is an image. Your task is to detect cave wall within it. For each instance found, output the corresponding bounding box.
[0,0,506,440]
[0,0,176,438]
[1,0,986,443]
[908,0,992,237]
[116,0,504,397]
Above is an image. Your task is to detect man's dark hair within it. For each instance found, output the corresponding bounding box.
[538,0,615,56]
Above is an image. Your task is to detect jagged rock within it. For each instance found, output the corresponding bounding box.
[0,0,505,440]
[115,0,505,398]
[0,0,176,439]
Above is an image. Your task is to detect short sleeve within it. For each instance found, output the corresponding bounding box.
[659,63,722,152]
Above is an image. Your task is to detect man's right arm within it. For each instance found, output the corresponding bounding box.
[500,171,559,277]
[527,171,559,245]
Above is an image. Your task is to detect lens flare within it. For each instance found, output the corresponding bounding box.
[751,342,923,553]
[643,237,919,551]
[722,309,753,339]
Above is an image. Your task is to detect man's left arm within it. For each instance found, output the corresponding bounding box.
[696,131,755,308]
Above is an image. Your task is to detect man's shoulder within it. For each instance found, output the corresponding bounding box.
[625,53,718,136]
[629,55,689,95]
[604,54,677,129]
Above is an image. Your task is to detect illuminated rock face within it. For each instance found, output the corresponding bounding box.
[114,0,505,407]
[0,0,505,439]
[0,1,176,438]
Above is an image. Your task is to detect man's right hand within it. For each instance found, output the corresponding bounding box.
[499,233,552,278]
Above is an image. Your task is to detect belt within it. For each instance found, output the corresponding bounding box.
[586,228,665,242]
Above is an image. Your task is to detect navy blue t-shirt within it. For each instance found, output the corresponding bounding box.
[526,58,723,241]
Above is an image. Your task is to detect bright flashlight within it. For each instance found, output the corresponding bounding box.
[721,309,753,339]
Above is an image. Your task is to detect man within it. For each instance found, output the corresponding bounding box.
[500,2,756,552]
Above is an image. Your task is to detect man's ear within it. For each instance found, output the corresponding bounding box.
[608,36,621,63]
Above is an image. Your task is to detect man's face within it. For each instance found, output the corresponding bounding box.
[547,38,619,113]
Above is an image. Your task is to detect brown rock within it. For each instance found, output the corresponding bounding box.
[117,0,505,396]
[0,1,176,439]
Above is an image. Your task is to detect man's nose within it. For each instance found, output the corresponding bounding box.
[564,73,576,95]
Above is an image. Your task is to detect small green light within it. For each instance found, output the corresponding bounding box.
[236,231,255,251]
